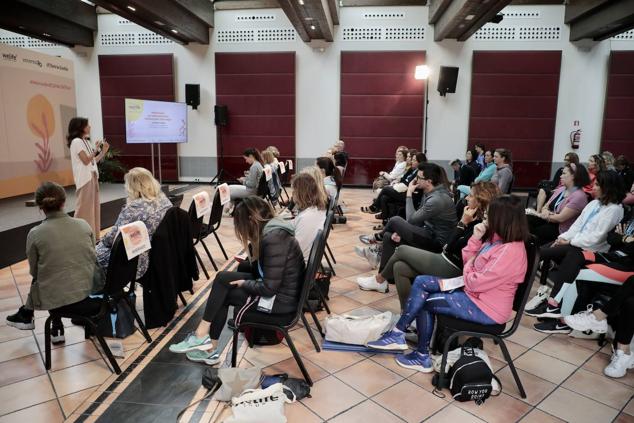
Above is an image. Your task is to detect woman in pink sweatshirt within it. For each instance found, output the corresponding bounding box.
[367,195,529,373]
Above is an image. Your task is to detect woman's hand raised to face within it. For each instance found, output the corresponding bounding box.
[472,222,487,240]
[461,206,477,225]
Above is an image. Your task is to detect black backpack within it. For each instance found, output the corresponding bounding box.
[446,345,500,404]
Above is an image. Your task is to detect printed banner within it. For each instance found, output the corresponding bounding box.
[217,183,230,206]
[120,221,151,260]
[193,191,211,218]
[279,161,286,174]
[0,44,76,199]
[264,164,272,181]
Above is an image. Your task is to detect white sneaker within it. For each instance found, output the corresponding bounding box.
[563,305,608,334]
[356,275,388,293]
[525,284,551,311]
[568,329,601,340]
[604,349,634,378]
[354,245,368,260]
[354,245,381,269]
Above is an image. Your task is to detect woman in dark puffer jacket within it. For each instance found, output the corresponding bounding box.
[169,196,305,363]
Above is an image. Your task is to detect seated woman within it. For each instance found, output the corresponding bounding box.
[527,163,590,246]
[291,173,327,262]
[366,195,528,372]
[526,171,625,333]
[565,275,634,378]
[356,182,500,307]
[168,197,305,363]
[372,148,408,191]
[457,150,495,198]
[474,143,486,171]
[584,154,607,196]
[491,148,514,194]
[97,167,172,280]
[261,149,281,202]
[6,182,103,344]
[465,148,481,175]
[316,156,343,201]
[227,148,264,209]
[534,152,580,212]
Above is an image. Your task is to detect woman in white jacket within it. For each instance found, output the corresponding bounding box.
[526,171,625,330]
[291,172,328,262]
[373,148,408,191]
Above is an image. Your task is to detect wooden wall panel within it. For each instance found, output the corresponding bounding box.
[602,52,634,157]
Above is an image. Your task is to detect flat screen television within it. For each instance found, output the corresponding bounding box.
[124,98,187,144]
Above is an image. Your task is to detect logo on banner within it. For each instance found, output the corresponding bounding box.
[23,58,42,67]
[193,191,211,218]
[46,63,69,72]
[119,221,151,260]
[2,53,17,62]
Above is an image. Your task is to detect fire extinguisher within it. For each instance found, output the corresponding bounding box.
[570,129,581,149]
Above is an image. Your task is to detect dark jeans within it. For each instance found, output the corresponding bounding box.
[527,215,560,246]
[379,216,442,272]
[539,244,585,299]
[203,271,255,339]
[51,296,103,330]
[374,186,406,220]
[603,276,634,345]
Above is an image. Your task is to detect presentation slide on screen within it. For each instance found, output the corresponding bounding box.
[125,98,187,144]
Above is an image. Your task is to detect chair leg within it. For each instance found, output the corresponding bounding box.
[231,329,239,367]
[44,316,52,370]
[195,249,210,279]
[324,254,336,276]
[126,296,152,343]
[200,239,218,271]
[316,285,331,315]
[212,231,229,260]
[178,292,188,306]
[93,326,122,374]
[283,330,313,386]
[326,242,336,264]
[498,338,527,399]
[300,313,321,352]
[437,331,462,391]
[304,298,325,338]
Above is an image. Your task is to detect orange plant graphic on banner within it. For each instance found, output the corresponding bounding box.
[27,94,55,172]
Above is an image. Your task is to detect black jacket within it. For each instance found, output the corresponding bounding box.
[443,219,481,268]
[242,219,305,309]
[141,207,198,328]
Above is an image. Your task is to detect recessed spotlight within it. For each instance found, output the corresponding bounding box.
[171,29,178,34]
[465,14,475,20]
[43,32,51,37]
[154,20,165,26]
[304,17,314,20]
[127,5,136,11]
[299,0,304,4]
[310,25,316,30]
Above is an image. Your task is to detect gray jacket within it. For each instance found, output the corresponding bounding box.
[244,161,264,191]
[405,186,457,244]
[26,211,103,310]
[492,164,513,194]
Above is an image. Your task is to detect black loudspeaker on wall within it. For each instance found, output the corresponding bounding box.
[437,66,459,97]
[214,105,228,126]
[185,84,200,110]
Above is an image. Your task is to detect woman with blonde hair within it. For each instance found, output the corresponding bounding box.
[292,173,328,262]
[96,167,172,279]
[169,196,304,363]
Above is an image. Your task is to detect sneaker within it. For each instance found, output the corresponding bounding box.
[533,320,571,334]
[354,245,381,269]
[525,301,561,319]
[359,234,380,245]
[395,351,433,373]
[563,305,608,334]
[169,332,213,353]
[356,275,389,293]
[568,329,601,340]
[354,245,369,260]
[186,349,221,365]
[525,285,551,311]
[51,326,65,344]
[366,330,408,351]
[6,306,35,330]
[604,349,634,378]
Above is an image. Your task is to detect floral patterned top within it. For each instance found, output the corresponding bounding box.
[97,194,172,279]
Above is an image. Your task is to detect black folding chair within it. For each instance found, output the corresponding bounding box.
[230,229,327,386]
[44,235,152,375]
[277,166,291,203]
[433,236,539,399]
[188,201,218,277]
[322,209,336,277]
[199,190,229,261]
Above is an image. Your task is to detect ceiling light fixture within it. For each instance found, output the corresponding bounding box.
[43,33,51,37]
[154,20,165,26]
[299,0,304,4]
[127,5,136,11]
[414,65,430,80]
[465,14,475,20]
[310,25,316,30]
[171,29,179,34]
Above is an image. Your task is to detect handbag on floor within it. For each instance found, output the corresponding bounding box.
[96,292,137,339]
[202,366,263,402]
[224,382,295,423]
[325,311,392,345]
[304,271,331,312]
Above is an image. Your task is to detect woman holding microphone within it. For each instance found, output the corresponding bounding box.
[67,118,109,241]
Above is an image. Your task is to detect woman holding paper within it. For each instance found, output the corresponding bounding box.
[96,167,171,279]
[366,195,529,373]
[169,197,304,365]
[67,117,109,241]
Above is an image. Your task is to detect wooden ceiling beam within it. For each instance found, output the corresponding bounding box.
[429,0,453,24]
[14,0,98,30]
[174,0,214,27]
[457,0,511,41]
[213,0,280,10]
[568,0,634,41]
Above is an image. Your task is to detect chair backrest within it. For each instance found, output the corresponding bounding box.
[256,172,268,198]
[208,189,224,230]
[187,201,203,241]
[323,209,335,240]
[505,236,539,336]
[104,234,139,296]
[291,229,327,324]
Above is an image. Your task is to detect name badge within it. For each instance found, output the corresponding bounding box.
[257,295,276,313]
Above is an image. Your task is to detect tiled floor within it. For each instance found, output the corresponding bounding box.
[0,187,632,422]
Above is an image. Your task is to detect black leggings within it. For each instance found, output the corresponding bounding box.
[539,244,585,299]
[604,276,634,345]
[203,271,254,340]
[527,215,560,246]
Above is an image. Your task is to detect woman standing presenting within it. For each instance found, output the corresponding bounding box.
[67,118,109,241]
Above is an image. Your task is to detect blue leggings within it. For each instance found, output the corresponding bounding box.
[395,275,496,354]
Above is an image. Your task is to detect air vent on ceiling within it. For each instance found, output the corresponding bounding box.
[256,28,296,42]
[384,27,425,40]
[342,27,382,40]
[0,35,27,48]
[474,25,560,41]
[503,10,540,19]
[99,32,173,46]
[363,12,405,19]
[611,29,634,40]
[236,14,276,21]
[342,26,424,41]
[217,29,256,43]
[117,19,134,25]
